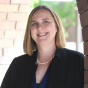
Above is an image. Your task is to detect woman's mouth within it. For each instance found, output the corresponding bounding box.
[37,32,48,37]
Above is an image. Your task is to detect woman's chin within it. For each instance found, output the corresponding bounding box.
[37,41,48,47]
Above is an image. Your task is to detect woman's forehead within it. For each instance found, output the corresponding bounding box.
[31,9,53,21]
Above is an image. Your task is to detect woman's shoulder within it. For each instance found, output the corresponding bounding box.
[62,48,84,64]
[14,54,31,60]
[56,47,84,60]
[11,54,31,66]
[64,48,84,58]
[56,47,84,67]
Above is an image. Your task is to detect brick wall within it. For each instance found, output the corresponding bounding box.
[0,0,31,57]
[76,0,88,87]
[0,0,31,85]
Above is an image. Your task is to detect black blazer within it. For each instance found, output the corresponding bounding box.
[1,47,84,88]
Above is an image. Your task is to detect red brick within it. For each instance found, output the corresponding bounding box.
[84,42,88,55]
[82,26,88,41]
[0,0,10,3]
[19,5,30,12]
[16,21,27,30]
[0,30,4,38]
[0,39,13,48]
[0,13,7,20]
[84,83,88,88]
[14,39,23,48]
[0,48,2,56]
[0,56,4,64]
[0,21,15,30]
[3,48,17,58]
[3,48,9,57]
[84,56,88,69]
[77,0,88,14]
[11,0,31,4]
[0,4,18,12]
[80,10,88,27]
[84,71,88,82]
[76,0,80,2]
[7,13,28,21]
[5,30,25,39]
[3,47,23,60]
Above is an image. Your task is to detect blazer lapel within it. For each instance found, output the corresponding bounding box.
[24,51,38,88]
[48,47,65,88]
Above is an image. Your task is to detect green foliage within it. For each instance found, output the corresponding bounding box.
[39,1,76,29]
[30,0,40,7]
[30,0,76,38]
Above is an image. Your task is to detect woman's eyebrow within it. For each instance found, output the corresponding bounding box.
[31,18,50,23]
[42,18,50,20]
[31,20,36,23]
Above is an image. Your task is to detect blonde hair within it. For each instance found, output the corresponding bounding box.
[23,5,66,55]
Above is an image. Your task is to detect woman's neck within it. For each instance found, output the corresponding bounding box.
[37,45,56,60]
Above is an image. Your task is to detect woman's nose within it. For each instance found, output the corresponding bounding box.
[37,23,43,30]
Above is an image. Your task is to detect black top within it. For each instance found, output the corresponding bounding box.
[1,47,84,88]
[36,83,40,88]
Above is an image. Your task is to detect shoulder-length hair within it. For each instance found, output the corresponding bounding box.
[23,5,66,56]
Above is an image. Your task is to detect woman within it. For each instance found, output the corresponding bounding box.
[1,5,84,88]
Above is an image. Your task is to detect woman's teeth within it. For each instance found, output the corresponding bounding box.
[38,33,47,37]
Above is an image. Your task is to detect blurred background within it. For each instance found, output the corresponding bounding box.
[0,0,83,86]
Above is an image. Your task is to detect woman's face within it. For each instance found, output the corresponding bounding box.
[30,9,57,47]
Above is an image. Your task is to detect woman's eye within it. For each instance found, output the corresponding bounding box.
[32,23,37,26]
[44,21,48,23]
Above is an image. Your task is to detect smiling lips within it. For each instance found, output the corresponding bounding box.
[37,32,48,37]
